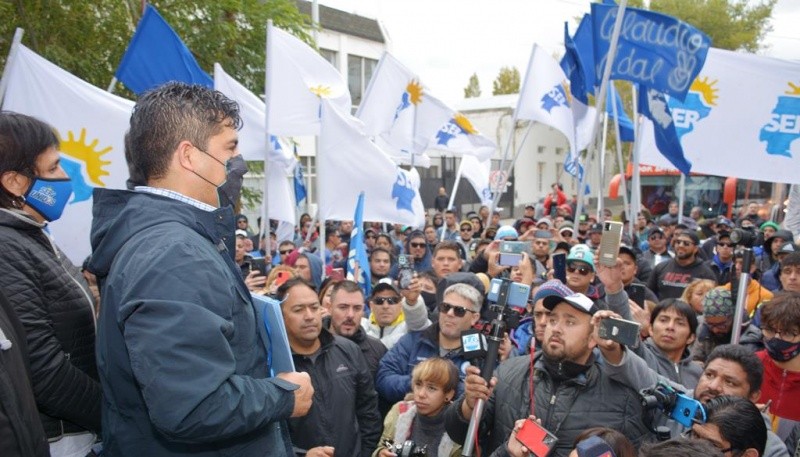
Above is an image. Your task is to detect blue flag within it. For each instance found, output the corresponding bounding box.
[347,192,371,298]
[115,5,213,94]
[561,22,589,105]
[606,84,635,142]
[591,3,711,101]
[639,87,691,175]
[573,14,598,90]
[293,163,307,205]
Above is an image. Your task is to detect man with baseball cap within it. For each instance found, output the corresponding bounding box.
[586,223,603,249]
[445,289,651,456]
[361,278,431,350]
[648,231,717,300]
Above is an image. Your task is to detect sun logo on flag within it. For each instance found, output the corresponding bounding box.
[454,113,478,135]
[393,80,424,122]
[57,128,112,204]
[760,81,800,158]
[309,85,333,98]
[668,76,718,139]
[436,113,478,146]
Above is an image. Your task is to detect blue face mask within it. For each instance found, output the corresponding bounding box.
[24,177,73,222]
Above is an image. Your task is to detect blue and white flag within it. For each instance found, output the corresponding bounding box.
[346,192,371,298]
[607,84,635,142]
[458,155,492,206]
[572,14,597,90]
[561,22,590,105]
[319,100,425,227]
[115,4,212,94]
[294,160,307,205]
[591,3,711,101]
[430,113,495,161]
[639,87,691,175]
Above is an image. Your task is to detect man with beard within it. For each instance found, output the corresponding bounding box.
[648,231,716,300]
[445,290,650,457]
[596,341,791,457]
[369,248,392,286]
[323,280,386,380]
[639,227,673,283]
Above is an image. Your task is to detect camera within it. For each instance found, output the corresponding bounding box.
[640,382,706,428]
[397,254,414,289]
[382,439,427,457]
[730,226,763,248]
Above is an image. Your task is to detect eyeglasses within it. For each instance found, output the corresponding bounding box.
[439,302,476,317]
[371,296,400,305]
[762,327,800,340]
[673,239,694,247]
[461,227,472,232]
[560,231,573,237]
[717,242,734,248]
[410,242,426,248]
[567,264,592,276]
[279,249,293,255]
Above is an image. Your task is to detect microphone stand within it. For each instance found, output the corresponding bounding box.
[731,248,752,344]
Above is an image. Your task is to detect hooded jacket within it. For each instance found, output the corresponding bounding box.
[89,189,296,457]
[632,338,702,389]
[0,208,101,439]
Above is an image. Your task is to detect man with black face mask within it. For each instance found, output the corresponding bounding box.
[89,83,313,456]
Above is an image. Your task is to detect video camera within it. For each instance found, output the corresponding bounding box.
[730,226,764,248]
[382,439,427,457]
[639,382,706,428]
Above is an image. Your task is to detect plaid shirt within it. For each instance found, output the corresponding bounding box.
[135,186,216,212]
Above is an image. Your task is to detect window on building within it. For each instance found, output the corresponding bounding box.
[555,147,564,156]
[418,165,440,179]
[537,146,546,154]
[537,162,545,193]
[320,49,338,68]
[555,162,563,186]
[348,55,378,107]
[301,156,317,203]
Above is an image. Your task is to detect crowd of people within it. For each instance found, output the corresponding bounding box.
[1,83,799,457]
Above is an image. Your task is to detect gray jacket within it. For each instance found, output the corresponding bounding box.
[444,352,651,457]
[632,339,702,390]
[601,348,790,457]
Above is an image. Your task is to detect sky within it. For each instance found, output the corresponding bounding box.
[317,0,800,103]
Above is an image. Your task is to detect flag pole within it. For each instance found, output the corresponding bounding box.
[0,28,24,107]
[629,85,641,241]
[263,21,273,260]
[442,159,463,242]
[598,112,608,219]
[584,0,629,222]
[677,174,686,224]
[609,83,630,225]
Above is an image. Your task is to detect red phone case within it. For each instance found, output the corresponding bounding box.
[516,419,557,457]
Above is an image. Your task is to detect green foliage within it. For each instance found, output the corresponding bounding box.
[492,66,520,95]
[0,0,311,96]
[463,72,481,98]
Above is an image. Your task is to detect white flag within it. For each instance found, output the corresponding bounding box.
[356,52,453,167]
[319,100,424,227]
[213,63,295,224]
[639,48,800,183]
[516,43,577,156]
[265,24,351,136]
[2,45,134,264]
[458,155,493,206]
[428,113,496,161]
[573,100,597,152]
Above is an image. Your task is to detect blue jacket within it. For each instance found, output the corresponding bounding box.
[89,189,297,457]
[375,323,468,405]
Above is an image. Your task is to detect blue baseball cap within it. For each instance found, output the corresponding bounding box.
[532,279,573,303]
[495,225,518,240]
[567,245,595,271]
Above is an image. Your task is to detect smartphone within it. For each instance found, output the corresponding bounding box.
[397,255,415,289]
[498,252,522,267]
[552,252,567,284]
[487,278,531,307]
[501,241,531,255]
[516,418,558,457]
[329,268,344,282]
[274,270,292,287]
[628,283,646,307]
[598,317,641,348]
[250,258,268,276]
[598,221,624,267]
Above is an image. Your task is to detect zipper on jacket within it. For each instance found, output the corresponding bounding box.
[46,232,98,329]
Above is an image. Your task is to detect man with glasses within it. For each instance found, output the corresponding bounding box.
[277,240,296,265]
[458,220,474,260]
[596,336,791,457]
[361,278,430,350]
[640,227,673,283]
[708,231,736,285]
[403,230,432,273]
[376,283,481,405]
[648,231,717,300]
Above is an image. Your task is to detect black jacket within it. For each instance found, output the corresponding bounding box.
[444,352,651,457]
[289,328,381,457]
[0,289,49,456]
[322,316,387,380]
[0,208,101,439]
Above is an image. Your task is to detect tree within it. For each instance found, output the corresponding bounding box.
[631,0,776,52]
[463,73,481,98]
[0,0,311,95]
[492,66,520,95]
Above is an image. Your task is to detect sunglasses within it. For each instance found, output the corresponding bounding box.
[279,249,293,255]
[461,227,472,232]
[410,242,426,248]
[560,231,573,237]
[717,242,734,248]
[673,239,694,247]
[567,264,592,276]
[439,302,476,318]
[372,296,400,305]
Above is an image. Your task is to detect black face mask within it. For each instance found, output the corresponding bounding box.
[420,291,437,309]
[193,147,247,208]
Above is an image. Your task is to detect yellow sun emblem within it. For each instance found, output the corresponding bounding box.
[407,80,423,105]
[309,85,332,97]
[453,113,478,135]
[57,128,112,186]
[690,77,719,106]
[561,80,572,105]
[786,82,800,96]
